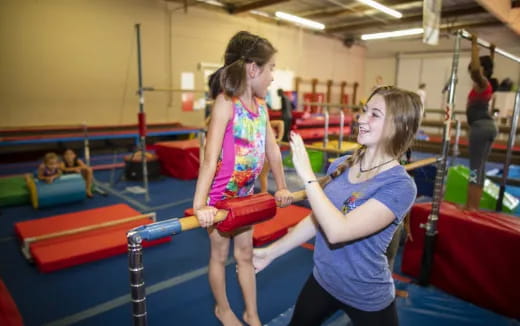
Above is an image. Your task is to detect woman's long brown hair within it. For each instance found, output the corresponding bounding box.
[319,86,423,187]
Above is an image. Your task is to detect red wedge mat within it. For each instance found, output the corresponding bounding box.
[184,204,311,247]
[0,279,23,326]
[14,204,171,273]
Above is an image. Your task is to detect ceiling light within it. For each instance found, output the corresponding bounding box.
[361,28,424,40]
[275,11,325,30]
[250,10,271,18]
[197,0,224,7]
[356,0,402,18]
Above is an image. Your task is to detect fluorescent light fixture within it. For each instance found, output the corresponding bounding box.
[275,11,325,30]
[197,0,224,7]
[250,10,271,18]
[356,0,402,18]
[361,28,423,40]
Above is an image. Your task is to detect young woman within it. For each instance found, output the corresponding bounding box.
[254,86,423,326]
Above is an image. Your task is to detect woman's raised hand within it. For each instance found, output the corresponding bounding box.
[289,132,316,183]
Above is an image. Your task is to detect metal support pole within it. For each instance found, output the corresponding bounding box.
[323,107,329,148]
[419,30,461,285]
[338,110,345,152]
[82,123,91,166]
[128,232,147,326]
[496,91,520,211]
[135,23,150,202]
[450,119,461,166]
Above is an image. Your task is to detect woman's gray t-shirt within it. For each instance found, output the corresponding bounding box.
[313,155,416,311]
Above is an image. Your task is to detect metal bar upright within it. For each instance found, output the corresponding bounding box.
[135,23,150,202]
[419,30,461,285]
[497,91,520,211]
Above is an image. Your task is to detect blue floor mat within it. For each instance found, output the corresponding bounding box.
[1,152,519,326]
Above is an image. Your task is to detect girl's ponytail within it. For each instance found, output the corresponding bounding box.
[208,67,224,100]
[219,58,247,98]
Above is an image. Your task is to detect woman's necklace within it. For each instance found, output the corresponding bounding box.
[357,156,395,178]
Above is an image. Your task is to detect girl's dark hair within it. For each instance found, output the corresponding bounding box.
[479,55,493,79]
[208,31,276,99]
[319,86,423,188]
[468,55,498,92]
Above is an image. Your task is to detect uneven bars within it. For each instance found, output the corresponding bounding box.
[459,30,520,63]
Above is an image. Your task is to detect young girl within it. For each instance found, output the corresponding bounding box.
[37,152,62,184]
[254,86,422,326]
[193,31,292,326]
[61,149,94,197]
[465,34,498,210]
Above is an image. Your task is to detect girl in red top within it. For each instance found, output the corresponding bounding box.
[465,34,498,210]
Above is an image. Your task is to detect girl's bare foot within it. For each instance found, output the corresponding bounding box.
[215,306,243,326]
[243,311,262,326]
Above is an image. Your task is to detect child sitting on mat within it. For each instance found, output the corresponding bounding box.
[60,148,94,197]
[37,152,61,184]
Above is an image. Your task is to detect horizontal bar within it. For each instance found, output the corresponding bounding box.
[424,109,465,115]
[142,87,206,93]
[459,30,520,63]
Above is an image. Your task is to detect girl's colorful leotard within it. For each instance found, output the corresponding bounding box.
[208,97,268,205]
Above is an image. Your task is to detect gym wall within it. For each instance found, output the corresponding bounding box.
[0,0,365,128]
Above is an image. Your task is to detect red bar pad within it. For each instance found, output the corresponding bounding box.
[0,279,23,326]
[138,112,146,137]
[402,201,520,319]
[214,193,277,233]
[253,205,311,247]
[15,204,139,241]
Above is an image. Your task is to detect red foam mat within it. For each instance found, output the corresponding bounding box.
[402,201,520,319]
[155,140,200,180]
[184,205,311,247]
[253,205,311,246]
[15,204,139,240]
[0,279,23,326]
[15,204,171,273]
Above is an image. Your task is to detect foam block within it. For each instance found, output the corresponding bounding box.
[0,176,29,207]
[402,201,520,319]
[0,279,23,326]
[155,139,200,180]
[444,165,519,212]
[15,204,171,273]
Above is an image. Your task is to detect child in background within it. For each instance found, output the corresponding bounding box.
[61,148,94,197]
[259,120,284,193]
[193,31,292,326]
[37,152,61,184]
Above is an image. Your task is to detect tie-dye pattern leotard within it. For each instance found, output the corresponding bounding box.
[208,97,268,205]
